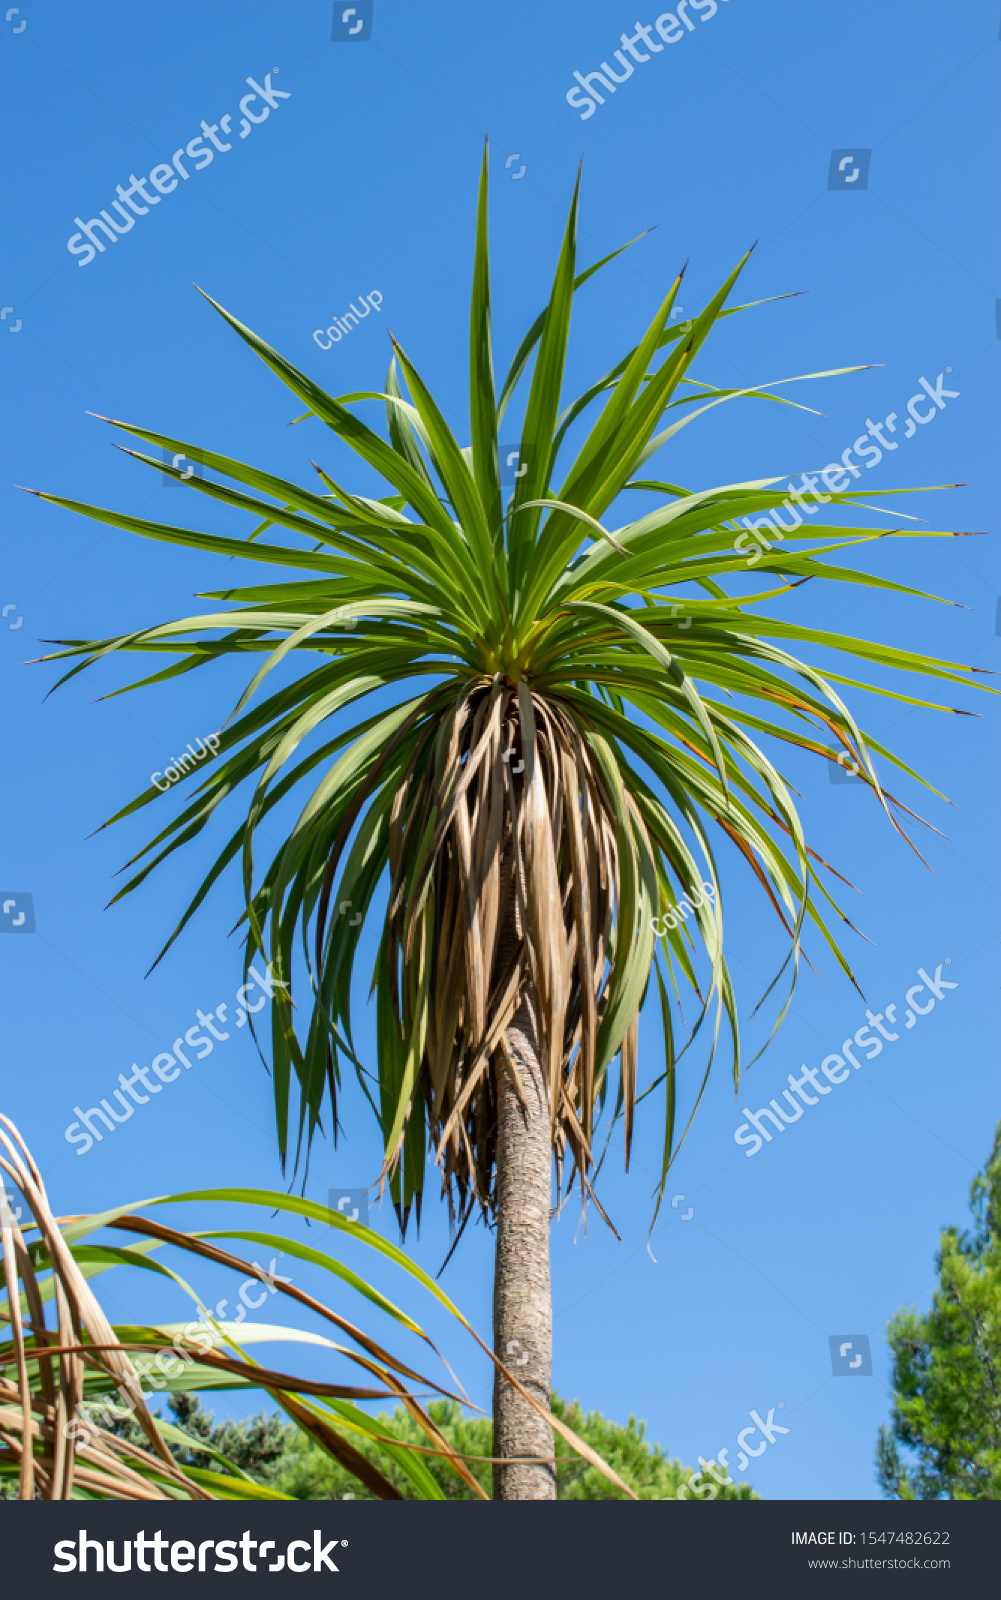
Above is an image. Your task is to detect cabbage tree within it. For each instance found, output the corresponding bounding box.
[31,148,983,1498]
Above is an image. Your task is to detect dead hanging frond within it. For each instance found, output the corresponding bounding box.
[0,1113,634,1500]
[0,1113,476,1502]
[327,680,660,1225]
[0,1114,203,1502]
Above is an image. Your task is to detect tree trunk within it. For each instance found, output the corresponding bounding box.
[492,980,556,1500]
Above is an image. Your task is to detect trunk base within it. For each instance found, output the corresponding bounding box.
[492,994,556,1501]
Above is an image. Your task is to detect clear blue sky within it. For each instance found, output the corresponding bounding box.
[2,0,998,1500]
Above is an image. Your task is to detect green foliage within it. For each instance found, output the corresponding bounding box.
[111,1394,290,1479]
[877,1122,1001,1500]
[146,1394,756,1501]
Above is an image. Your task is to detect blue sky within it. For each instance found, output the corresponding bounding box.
[1,0,998,1500]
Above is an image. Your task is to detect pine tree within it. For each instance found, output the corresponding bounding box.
[877,1123,1001,1499]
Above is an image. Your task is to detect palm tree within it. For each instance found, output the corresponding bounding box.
[31,149,984,1499]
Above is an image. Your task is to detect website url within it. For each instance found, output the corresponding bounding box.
[808,1557,951,1570]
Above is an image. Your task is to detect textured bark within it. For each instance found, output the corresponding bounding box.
[492,979,556,1500]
